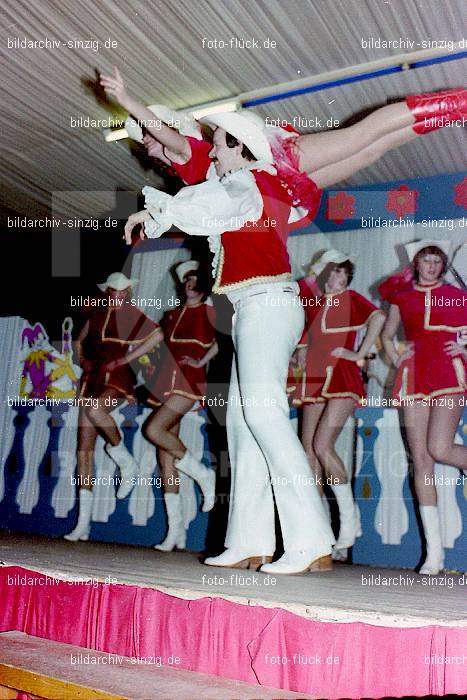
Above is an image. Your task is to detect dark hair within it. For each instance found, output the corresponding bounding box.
[412,246,447,282]
[317,260,355,291]
[225,131,256,161]
[179,271,211,301]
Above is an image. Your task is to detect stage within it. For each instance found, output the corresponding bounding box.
[0,533,466,698]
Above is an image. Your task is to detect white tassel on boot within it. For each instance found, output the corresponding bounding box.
[419,505,444,575]
[331,482,361,551]
[105,441,139,499]
[154,492,186,552]
[64,489,93,541]
[176,450,215,512]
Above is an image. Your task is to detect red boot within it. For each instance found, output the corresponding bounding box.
[406,87,467,133]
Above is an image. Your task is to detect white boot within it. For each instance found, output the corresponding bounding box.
[64,489,93,541]
[154,493,186,552]
[176,450,215,512]
[205,548,273,570]
[419,505,444,575]
[105,441,139,499]
[260,548,333,575]
[331,482,361,550]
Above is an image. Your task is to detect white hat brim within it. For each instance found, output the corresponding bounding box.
[310,250,357,277]
[97,275,138,292]
[199,112,272,163]
[176,260,199,283]
[405,239,452,262]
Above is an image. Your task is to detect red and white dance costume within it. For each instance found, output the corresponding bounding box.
[147,300,216,407]
[80,302,161,498]
[294,289,380,406]
[142,113,335,575]
[381,282,466,402]
[80,305,160,402]
[65,274,161,542]
[380,242,467,575]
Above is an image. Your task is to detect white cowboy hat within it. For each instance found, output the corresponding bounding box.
[308,249,358,277]
[175,260,199,282]
[405,239,452,262]
[97,272,138,292]
[199,110,273,163]
[125,104,202,143]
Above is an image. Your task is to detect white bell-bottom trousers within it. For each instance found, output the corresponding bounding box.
[224,282,335,556]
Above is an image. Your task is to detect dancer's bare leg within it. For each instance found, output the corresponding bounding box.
[402,403,435,505]
[427,397,467,469]
[312,125,417,188]
[313,398,355,485]
[76,409,98,492]
[158,423,181,493]
[301,403,326,494]
[143,394,195,460]
[85,388,125,446]
[296,102,414,173]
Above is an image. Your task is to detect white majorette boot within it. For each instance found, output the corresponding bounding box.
[204,549,273,570]
[260,548,333,575]
[331,482,362,553]
[154,492,186,552]
[105,440,139,499]
[64,488,93,541]
[175,450,215,512]
[419,505,444,575]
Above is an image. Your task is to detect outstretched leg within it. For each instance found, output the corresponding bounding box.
[297,87,467,175]
[85,388,124,446]
[143,395,215,512]
[311,124,417,189]
[296,102,414,173]
[85,388,138,499]
[143,395,195,459]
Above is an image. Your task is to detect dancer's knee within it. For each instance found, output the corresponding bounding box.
[142,418,158,444]
[313,434,331,462]
[426,439,449,465]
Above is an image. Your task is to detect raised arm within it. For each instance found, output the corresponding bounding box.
[100,67,191,161]
[124,174,263,243]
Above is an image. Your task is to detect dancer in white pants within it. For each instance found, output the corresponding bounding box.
[223,284,335,565]
[124,111,335,574]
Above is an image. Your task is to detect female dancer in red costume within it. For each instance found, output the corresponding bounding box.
[143,260,218,551]
[381,240,467,575]
[65,273,163,541]
[101,67,465,211]
[291,250,385,558]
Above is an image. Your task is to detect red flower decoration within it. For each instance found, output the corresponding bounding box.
[454,177,467,208]
[386,185,418,218]
[326,192,355,223]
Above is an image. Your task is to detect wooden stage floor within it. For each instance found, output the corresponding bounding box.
[1,532,465,628]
